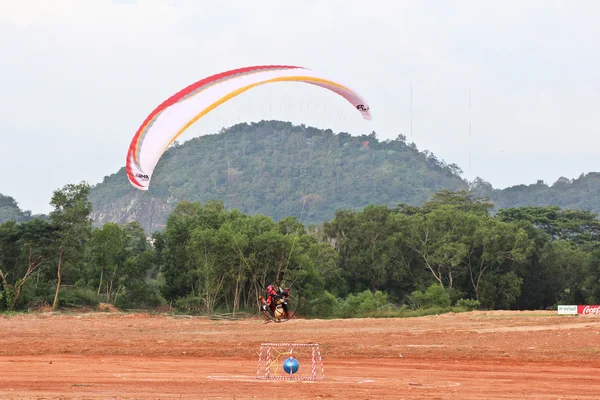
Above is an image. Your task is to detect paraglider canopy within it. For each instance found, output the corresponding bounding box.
[125,65,372,190]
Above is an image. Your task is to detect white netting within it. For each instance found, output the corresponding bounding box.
[257,343,325,381]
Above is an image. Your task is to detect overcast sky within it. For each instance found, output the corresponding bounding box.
[1,0,599,214]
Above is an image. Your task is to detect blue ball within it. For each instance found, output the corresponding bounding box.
[283,357,299,374]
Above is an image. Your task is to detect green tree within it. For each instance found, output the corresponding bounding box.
[539,240,588,305]
[0,219,56,310]
[464,218,531,304]
[48,182,93,310]
[322,206,407,296]
[496,206,600,245]
[421,190,494,215]
[89,222,126,301]
[404,206,474,290]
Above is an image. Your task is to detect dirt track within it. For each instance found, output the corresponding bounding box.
[1,310,599,399]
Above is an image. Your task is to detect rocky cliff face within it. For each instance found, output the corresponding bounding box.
[90,192,181,233]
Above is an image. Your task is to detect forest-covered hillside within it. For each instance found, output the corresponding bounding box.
[0,194,43,224]
[88,120,468,233]
[470,173,600,214]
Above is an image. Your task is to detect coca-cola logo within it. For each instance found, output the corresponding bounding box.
[577,305,600,314]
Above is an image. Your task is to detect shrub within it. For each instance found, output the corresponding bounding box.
[174,296,205,313]
[408,283,451,309]
[302,290,338,318]
[334,290,390,318]
[114,280,167,309]
[51,288,103,308]
[456,298,480,311]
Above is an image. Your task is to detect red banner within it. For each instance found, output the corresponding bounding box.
[577,305,600,315]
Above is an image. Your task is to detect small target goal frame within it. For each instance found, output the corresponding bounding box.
[256,343,325,381]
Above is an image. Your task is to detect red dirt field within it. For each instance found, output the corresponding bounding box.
[1,310,600,399]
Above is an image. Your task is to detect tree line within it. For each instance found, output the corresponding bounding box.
[1,183,599,317]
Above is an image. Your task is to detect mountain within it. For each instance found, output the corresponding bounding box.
[88,120,469,233]
[0,194,42,224]
[471,173,600,215]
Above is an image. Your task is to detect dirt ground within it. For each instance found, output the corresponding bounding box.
[1,310,599,399]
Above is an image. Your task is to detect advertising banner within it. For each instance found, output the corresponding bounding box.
[557,305,578,315]
[577,305,600,315]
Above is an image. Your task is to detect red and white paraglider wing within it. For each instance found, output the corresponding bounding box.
[126,65,371,190]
